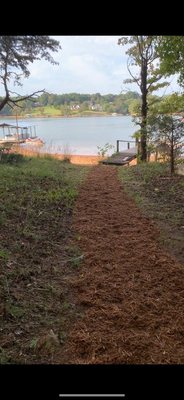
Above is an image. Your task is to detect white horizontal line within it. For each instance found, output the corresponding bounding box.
[59,395,125,398]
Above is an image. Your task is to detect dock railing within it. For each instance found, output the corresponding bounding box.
[116,140,137,153]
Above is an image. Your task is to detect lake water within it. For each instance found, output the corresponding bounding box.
[0,115,136,155]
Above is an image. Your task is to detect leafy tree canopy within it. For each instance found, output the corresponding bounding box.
[0,36,61,111]
[148,113,184,174]
[156,36,184,86]
[118,36,169,161]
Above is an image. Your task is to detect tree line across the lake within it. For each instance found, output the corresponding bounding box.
[0,90,141,117]
[1,91,184,119]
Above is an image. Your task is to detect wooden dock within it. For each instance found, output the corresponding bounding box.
[101,147,137,166]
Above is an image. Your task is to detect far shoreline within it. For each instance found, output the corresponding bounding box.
[0,112,130,120]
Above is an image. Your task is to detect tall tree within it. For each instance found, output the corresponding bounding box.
[148,114,184,174]
[0,36,61,111]
[118,36,168,161]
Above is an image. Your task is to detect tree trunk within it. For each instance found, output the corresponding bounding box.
[140,59,148,162]
[140,118,147,161]
[170,133,174,175]
[0,96,9,111]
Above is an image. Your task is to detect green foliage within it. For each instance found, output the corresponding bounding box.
[148,114,184,173]
[135,161,169,183]
[132,129,141,140]
[118,161,184,266]
[128,98,141,115]
[0,91,142,117]
[45,187,77,207]
[0,248,9,261]
[149,93,184,115]
[0,347,11,363]
[29,338,39,349]
[0,153,24,164]
[156,36,184,87]
[66,245,84,268]
[0,156,90,361]
[118,36,169,93]
[3,89,184,118]
[0,36,61,112]
[97,143,115,157]
[0,158,90,259]
[5,303,25,318]
[118,36,170,162]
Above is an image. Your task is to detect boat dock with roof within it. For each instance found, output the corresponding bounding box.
[0,123,44,146]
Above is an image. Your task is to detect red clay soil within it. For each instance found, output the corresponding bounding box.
[63,165,184,364]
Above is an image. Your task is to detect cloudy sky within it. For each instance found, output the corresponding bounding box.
[0,36,181,97]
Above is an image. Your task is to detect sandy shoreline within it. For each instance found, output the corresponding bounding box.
[58,154,104,165]
[14,147,138,166]
[14,146,104,165]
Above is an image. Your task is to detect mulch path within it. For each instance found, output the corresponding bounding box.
[62,165,184,364]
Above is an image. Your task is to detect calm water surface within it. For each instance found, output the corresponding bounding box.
[0,115,136,155]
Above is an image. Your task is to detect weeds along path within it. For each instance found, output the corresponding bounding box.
[63,164,184,364]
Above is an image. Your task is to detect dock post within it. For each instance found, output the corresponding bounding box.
[117,140,119,153]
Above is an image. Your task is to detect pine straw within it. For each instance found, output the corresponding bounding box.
[61,165,184,364]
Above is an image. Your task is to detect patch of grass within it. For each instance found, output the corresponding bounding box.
[70,255,84,268]
[0,347,11,363]
[133,193,143,206]
[1,153,24,164]
[119,162,184,264]
[58,330,67,345]
[62,301,71,311]
[0,212,6,226]
[0,155,90,363]
[0,248,9,261]
[5,303,25,319]
[119,162,169,205]
[45,187,77,206]
[66,245,84,268]
[136,162,169,183]
[29,338,39,349]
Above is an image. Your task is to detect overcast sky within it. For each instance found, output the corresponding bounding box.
[0,35,181,97]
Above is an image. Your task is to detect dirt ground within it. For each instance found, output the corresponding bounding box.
[60,164,184,364]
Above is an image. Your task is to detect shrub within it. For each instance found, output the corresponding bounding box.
[1,153,24,164]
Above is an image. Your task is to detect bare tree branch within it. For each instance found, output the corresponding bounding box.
[0,36,61,112]
[10,89,45,104]
[127,57,141,88]
[0,89,45,111]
